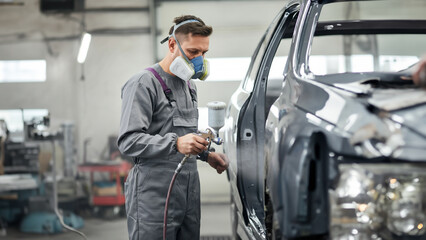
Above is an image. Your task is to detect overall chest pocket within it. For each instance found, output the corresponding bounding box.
[172,107,198,134]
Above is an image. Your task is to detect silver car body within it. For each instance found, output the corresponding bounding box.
[224,0,426,239]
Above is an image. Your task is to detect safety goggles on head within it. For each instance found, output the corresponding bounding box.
[161,19,210,81]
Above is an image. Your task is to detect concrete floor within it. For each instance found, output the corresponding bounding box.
[2,203,232,239]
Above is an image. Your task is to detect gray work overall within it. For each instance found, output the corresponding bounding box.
[119,64,201,240]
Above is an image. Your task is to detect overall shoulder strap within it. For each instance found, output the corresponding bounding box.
[187,80,197,103]
[145,67,175,105]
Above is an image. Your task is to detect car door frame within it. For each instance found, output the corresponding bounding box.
[235,3,300,239]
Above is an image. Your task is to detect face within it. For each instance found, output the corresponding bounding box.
[170,33,209,60]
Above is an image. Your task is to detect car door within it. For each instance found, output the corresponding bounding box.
[223,30,268,239]
[233,4,299,239]
[224,9,287,238]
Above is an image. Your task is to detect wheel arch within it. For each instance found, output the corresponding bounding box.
[266,126,332,239]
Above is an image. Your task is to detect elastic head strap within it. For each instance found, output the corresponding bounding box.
[173,19,199,34]
[160,20,201,63]
[160,19,200,44]
[171,20,200,63]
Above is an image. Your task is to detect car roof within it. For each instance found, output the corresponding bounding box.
[290,0,391,7]
[319,0,389,3]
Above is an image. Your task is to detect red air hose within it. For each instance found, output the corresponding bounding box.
[163,155,189,240]
[163,171,178,240]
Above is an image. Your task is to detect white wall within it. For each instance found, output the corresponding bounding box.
[156,1,284,58]
[0,1,79,133]
[77,0,152,161]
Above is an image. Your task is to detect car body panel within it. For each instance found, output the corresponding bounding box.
[224,0,426,239]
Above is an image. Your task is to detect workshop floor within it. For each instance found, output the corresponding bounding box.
[3,203,232,239]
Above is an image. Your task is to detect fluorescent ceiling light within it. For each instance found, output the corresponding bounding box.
[77,32,91,63]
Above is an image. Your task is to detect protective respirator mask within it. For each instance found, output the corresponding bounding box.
[170,55,210,81]
[161,19,210,81]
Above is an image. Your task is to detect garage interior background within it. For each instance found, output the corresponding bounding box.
[0,0,284,202]
[0,0,426,238]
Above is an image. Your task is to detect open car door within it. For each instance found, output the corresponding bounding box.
[235,4,299,239]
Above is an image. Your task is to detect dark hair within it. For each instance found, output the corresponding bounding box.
[168,15,213,37]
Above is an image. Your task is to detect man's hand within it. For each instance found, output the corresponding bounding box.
[207,152,229,174]
[413,58,426,88]
[177,134,208,155]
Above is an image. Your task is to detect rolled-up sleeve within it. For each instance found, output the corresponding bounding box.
[117,74,178,159]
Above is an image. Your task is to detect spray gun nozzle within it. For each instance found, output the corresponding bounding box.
[213,137,223,145]
[197,128,224,151]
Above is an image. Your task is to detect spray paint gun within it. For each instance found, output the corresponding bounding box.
[197,127,223,152]
[163,101,227,240]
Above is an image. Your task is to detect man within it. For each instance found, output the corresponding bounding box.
[117,15,229,240]
[413,58,426,88]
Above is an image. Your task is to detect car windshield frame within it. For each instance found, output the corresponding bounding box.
[288,0,426,78]
[283,19,426,39]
